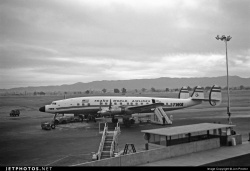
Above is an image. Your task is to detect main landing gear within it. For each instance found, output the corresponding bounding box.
[112,117,118,123]
[86,114,96,123]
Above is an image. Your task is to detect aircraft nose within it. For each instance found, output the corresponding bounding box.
[39,106,45,112]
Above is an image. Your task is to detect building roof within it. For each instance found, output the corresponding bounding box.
[141,123,235,136]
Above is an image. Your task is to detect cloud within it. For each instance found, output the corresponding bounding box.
[0,0,250,88]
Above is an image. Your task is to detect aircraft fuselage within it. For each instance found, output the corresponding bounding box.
[41,96,201,115]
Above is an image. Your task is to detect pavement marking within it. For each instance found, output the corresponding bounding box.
[45,156,69,166]
[45,153,91,166]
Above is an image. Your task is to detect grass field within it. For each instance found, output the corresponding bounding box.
[0,90,249,166]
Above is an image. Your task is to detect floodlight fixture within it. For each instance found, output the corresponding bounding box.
[215,35,232,124]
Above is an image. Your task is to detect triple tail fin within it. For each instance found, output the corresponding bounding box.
[191,85,222,106]
[178,86,190,99]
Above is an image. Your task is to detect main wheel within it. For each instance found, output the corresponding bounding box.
[51,124,55,129]
[54,120,59,125]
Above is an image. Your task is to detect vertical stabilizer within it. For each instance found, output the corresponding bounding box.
[209,85,222,106]
[178,86,190,99]
[191,86,204,99]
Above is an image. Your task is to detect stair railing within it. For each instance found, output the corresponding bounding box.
[96,122,108,160]
[154,108,163,122]
[159,107,172,124]
[110,122,121,157]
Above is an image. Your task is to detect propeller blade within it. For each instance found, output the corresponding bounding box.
[109,99,112,110]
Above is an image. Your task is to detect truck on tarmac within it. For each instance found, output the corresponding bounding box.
[41,121,55,130]
[10,109,20,117]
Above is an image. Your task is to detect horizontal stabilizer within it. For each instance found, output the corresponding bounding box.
[198,85,222,106]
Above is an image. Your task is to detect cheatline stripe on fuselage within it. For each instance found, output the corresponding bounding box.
[56,104,181,110]
[52,105,185,112]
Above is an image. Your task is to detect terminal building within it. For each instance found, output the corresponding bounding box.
[142,123,242,148]
[75,122,247,166]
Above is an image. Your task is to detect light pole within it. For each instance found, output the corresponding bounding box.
[215,35,232,124]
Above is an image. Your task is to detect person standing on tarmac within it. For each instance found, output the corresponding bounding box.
[162,116,166,125]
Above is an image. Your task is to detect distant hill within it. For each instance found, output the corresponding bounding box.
[1,76,250,93]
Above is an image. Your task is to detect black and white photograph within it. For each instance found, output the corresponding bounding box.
[0,0,250,168]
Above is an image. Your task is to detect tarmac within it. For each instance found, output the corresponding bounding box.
[140,141,250,166]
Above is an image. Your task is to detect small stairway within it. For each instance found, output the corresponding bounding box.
[101,132,114,159]
[151,107,172,125]
[94,122,121,161]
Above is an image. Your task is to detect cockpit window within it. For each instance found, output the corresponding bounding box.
[51,102,57,105]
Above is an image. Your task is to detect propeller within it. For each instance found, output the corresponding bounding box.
[97,99,112,115]
[109,99,112,110]
[99,101,102,110]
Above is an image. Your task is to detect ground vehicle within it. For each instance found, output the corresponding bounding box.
[54,116,82,125]
[41,121,55,130]
[10,109,20,117]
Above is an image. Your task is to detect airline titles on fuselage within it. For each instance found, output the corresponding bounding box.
[94,99,151,103]
[93,99,183,107]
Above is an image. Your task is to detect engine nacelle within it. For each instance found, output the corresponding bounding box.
[98,106,132,116]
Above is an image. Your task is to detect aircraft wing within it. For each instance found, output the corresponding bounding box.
[126,103,164,112]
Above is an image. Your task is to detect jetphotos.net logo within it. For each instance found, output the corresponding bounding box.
[5,167,52,171]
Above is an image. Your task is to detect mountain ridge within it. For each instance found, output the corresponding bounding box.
[1,76,250,93]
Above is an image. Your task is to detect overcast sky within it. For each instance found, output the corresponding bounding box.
[0,0,249,89]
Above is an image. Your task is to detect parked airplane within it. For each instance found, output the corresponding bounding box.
[39,85,222,126]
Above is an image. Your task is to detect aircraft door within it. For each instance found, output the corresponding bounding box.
[82,99,89,106]
[152,99,155,104]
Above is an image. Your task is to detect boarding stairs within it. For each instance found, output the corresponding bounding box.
[94,122,121,160]
[151,107,172,125]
